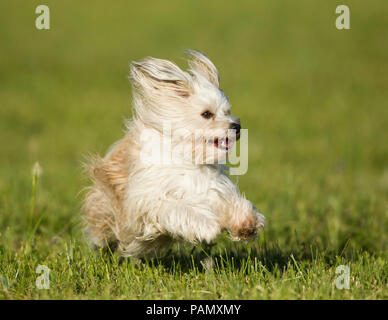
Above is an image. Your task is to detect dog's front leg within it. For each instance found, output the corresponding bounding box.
[155,198,222,244]
[213,178,264,240]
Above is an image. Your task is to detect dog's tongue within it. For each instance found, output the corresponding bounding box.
[216,137,234,150]
[226,139,234,149]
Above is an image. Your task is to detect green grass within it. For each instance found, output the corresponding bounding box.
[0,0,387,299]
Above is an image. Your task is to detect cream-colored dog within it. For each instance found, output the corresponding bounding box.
[82,50,264,258]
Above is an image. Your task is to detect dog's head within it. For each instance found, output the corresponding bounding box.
[129,50,240,164]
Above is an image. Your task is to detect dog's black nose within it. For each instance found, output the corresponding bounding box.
[229,122,241,135]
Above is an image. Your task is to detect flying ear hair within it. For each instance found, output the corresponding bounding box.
[129,57,192,99]
[185,49,220,88]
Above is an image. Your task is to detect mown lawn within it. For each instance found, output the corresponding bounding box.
[0,0,387,299]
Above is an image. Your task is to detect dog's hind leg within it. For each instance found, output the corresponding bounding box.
[82,185,118,249]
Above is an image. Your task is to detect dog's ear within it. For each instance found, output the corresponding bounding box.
[185,50,220,88]
[129,58,192,99]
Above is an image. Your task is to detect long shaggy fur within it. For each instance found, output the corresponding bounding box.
[82,50,264,258]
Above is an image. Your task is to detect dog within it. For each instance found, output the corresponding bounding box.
[82,50,264,258]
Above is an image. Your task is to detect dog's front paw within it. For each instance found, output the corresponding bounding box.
[228,207,265,241]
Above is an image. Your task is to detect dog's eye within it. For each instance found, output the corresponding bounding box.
[201,111,214,119]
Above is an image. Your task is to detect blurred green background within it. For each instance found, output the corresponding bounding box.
[0,0,387,298]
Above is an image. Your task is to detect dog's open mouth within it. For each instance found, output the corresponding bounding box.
[213,137,234,150]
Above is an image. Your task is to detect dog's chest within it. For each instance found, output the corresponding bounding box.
[162,166,219,199]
